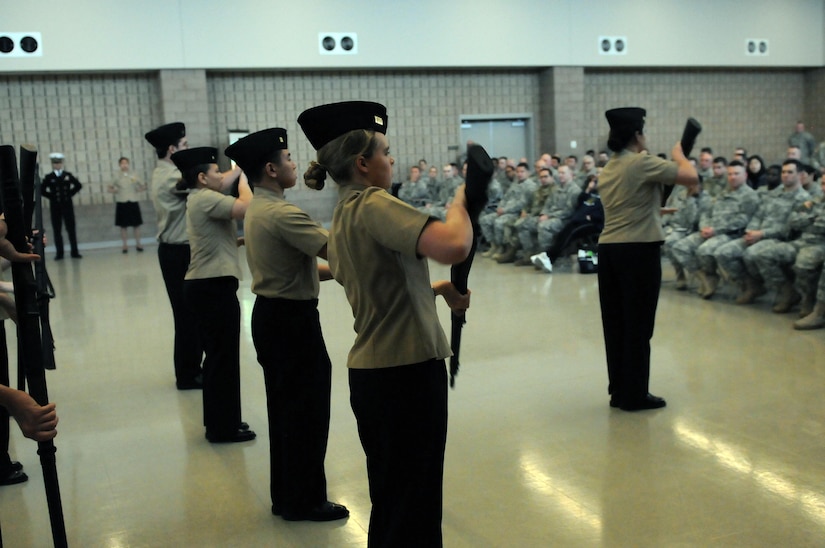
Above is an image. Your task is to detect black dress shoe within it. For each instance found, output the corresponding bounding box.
[176,377,203,390]
[10,461,22,472]
[54,254,64,261]
[239,421,250,431]
[620,393,667,411]
[205,429,256,443]
[282,501,349,522]
[71,253,82,259]
[609,398,621,408]
[0,469,28,486]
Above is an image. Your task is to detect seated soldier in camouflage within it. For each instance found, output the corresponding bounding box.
[716,159,810,308]
[480,163,536,261]
[511,167,555,266]
[669,160,760,298]
[398,165,431,208]
[662,179,711,290]
[532,165,581,257]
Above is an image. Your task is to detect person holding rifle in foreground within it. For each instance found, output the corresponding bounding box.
[597,108,698,412]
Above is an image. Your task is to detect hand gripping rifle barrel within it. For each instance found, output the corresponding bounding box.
[663,117,702,206]
[0,144,68,548]
[449,143,493,388]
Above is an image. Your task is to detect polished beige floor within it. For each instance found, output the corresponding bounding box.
[0,247,824,547]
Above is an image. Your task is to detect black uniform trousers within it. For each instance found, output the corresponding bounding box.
[251,297,331,516]
[49,201,79,257]
[597,242,662,405]
[157,243,203,385]
[349,359,447,548]
[183,276,242,436]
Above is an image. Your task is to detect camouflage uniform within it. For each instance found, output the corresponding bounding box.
[512,182,555,253]
[420,176,462,221]
[781,197,825,305]
[479,178,536,247]
[715,186,810,284]
[398,179,431,208]
[669,184,760,275]
[703,174,728,199]
[662,189,711,265]
[534,181,582,250]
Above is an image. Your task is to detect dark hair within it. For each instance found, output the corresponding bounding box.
[700,147,713,155]
[713,156,727,165]
[304,129,381,190]
[607,127,639,152]
[176,163,211,191]
[566,155,578,162]
[746,155,766,174]
[243,150,286,186]
[118,156,129,163]
[516,162,529,170]
[728,160,745,168]
[155,138,185,159]
[551,155,562,162]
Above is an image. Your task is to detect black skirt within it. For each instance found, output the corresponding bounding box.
[115,202,142,227]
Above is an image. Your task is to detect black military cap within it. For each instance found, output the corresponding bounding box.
[605,107,646,132]
[170,147,217,172]
[298,101,387,150]
[224,128,288,173]
[145,122,186,150]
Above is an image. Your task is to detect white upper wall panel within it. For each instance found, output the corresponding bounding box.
[1,0,822,71]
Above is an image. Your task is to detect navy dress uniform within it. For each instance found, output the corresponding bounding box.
[41,153,82,259]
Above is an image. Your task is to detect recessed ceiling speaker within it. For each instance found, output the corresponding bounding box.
[598,36,628,56]
[318,32,358,55]
[0,32,42,57]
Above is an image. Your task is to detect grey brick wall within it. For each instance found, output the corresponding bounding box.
[1,67,822,249]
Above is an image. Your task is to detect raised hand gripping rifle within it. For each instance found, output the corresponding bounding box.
[0,144,67,548]
[662,117,702,206]
[449,143,493,388]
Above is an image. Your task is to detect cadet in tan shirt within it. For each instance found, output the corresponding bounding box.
[227,128,348,523]
[172,147,254,444]
[298,101,471,548]
[598,107,697,412]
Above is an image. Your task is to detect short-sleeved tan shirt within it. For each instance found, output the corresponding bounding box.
[112,171,142,203]
[598,150,679,243]
[244,186,328,300]
[184,188,240,280]
[151,161,188,244]
[329,183,451,370]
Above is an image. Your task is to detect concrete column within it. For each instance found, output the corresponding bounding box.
[538,66,587,158]
[158,69,211,147]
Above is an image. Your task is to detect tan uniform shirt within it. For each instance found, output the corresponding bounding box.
[598,150,679,244]
[112,171,143,203]
[151,160,188,244]
[329,183,451,370]
[184,188,240,281]
[244,186,328,300]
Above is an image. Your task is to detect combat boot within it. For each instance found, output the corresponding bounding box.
[793,302,825,330]
[674,266,687,290]
[694,270,709,297]
[701,272,719,299]
[798,293,814,318]
[735,276,763,305]
[496,246,517,264]
[772,281,801,313]
[482,244,500,258]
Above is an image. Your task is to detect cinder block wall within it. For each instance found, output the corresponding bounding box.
[1,67,820,249]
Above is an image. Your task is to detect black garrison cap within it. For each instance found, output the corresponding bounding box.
[297,101,387,150]
[145,122,186,150]
[224,128,288,173]
[170,147,217,172]
[605,107,646,132]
